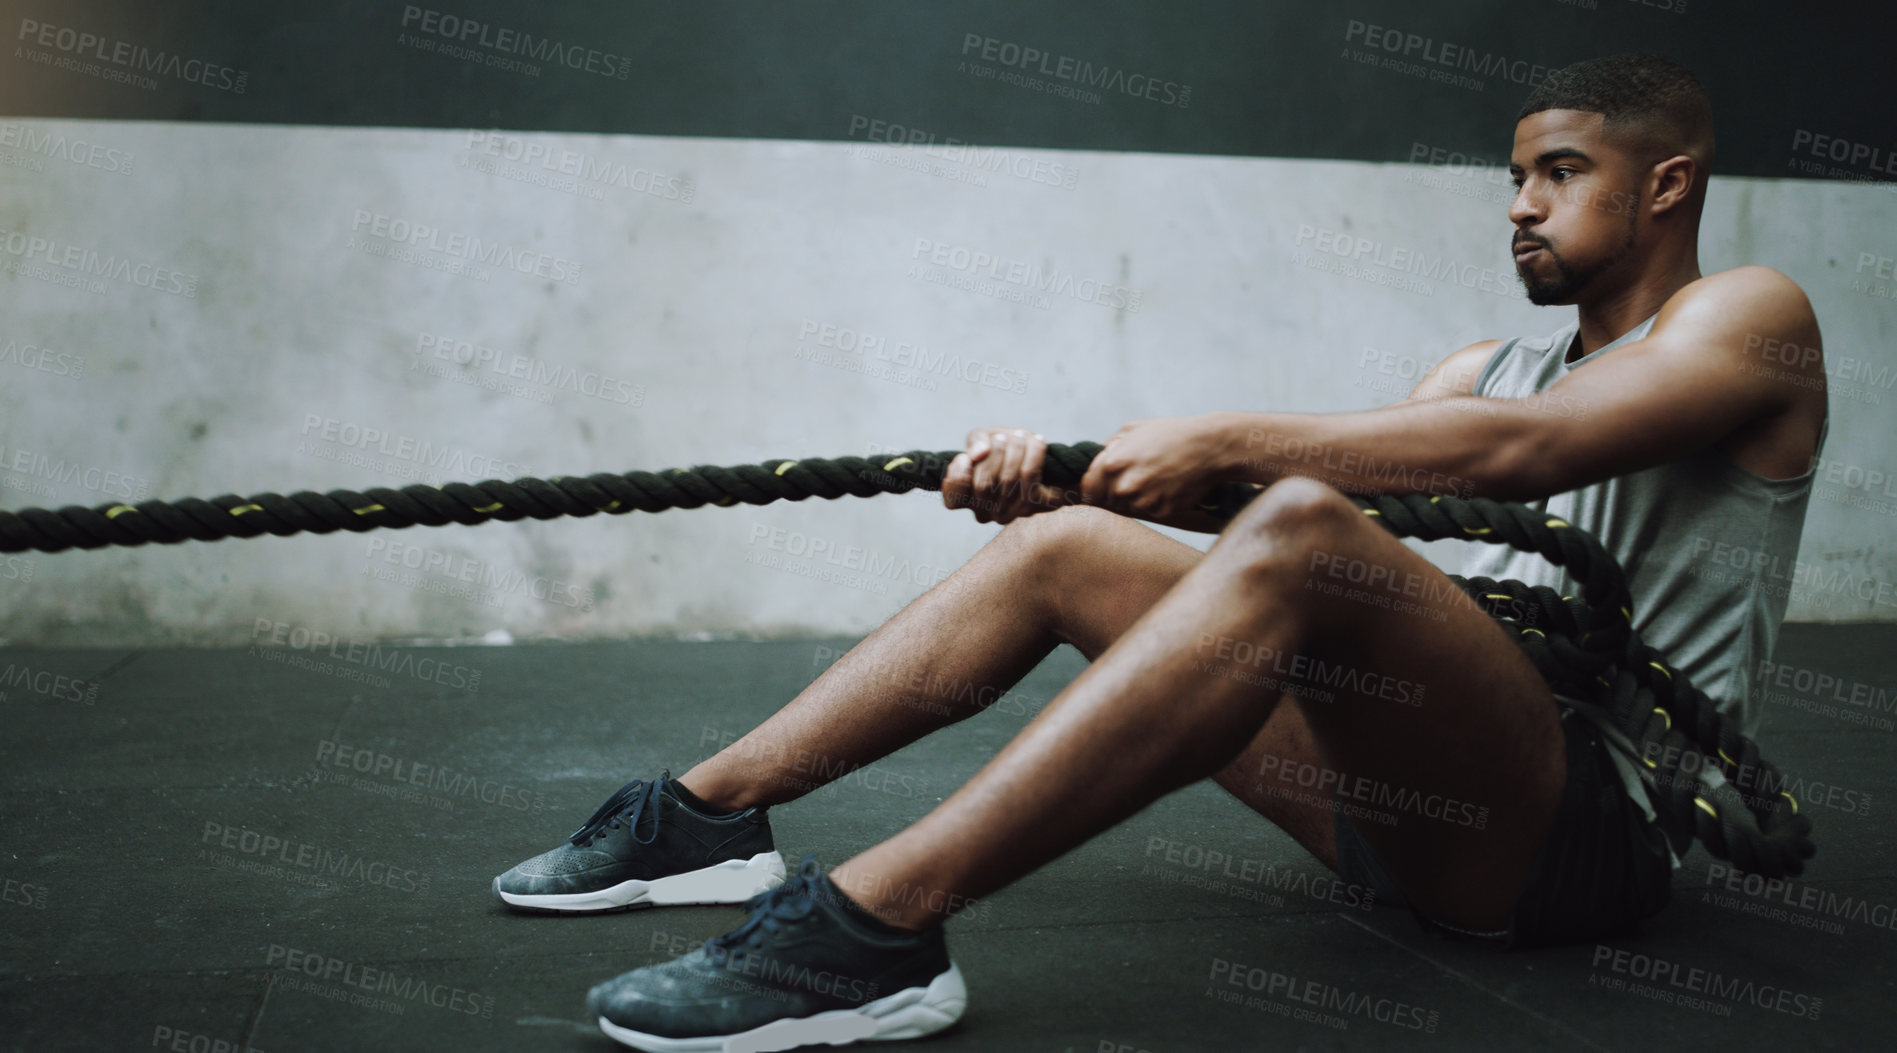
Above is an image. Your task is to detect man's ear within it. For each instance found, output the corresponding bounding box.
[1649,154,1696,214]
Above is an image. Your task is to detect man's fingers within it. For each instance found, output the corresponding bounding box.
[1080,458,1110,507]
[971,438,1003,521]
[1020,436,1049,506]
[996,433,1030,519]
[942,452,970,509]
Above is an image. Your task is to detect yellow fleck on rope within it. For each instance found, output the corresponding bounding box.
[105,505,138,519]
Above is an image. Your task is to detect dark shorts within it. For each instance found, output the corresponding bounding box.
[1333,705,1674,949]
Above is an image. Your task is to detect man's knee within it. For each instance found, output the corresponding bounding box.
[1229,477,1361,544]
[996,502,1122,551]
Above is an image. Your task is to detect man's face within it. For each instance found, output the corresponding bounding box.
[1507,109,1646,305]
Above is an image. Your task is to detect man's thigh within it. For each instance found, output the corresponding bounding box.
[1214,489,1567,932]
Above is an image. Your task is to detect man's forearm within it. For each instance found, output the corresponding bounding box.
[1207,400,1541,500]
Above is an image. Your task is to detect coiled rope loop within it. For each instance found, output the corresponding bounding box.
[0,440,1813,876]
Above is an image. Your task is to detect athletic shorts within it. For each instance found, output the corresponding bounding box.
[1333,704,1674,949]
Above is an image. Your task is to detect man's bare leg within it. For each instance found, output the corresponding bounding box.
[825,478,1566,933]
[674,507,1199,812]
[678,500,1347,872]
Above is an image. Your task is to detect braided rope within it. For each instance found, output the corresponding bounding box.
[0,441,1813,876]
[1360,495,1813,879]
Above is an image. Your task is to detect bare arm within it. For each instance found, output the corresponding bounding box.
[1203,267,1818,502]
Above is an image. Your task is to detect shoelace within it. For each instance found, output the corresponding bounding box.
[567,772,669,847]
[704,855,825,966]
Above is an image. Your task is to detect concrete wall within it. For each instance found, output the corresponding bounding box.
[1,118,1892,646]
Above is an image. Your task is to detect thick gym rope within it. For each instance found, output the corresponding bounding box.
[0,440,1812,878]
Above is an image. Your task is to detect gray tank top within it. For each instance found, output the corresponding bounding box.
[1464,314,1829,744]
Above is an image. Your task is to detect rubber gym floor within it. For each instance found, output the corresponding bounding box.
[1,622,1890,1051]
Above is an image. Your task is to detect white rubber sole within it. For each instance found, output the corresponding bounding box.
[596,961,967,1052]
[496,851,787,913]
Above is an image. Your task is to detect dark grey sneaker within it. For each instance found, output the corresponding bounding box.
[586,855,967,1051]
[493,771,785,913]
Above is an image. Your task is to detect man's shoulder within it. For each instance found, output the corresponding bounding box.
[1657,266,1818,339]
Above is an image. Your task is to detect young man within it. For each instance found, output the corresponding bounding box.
[494,52,1830,1050]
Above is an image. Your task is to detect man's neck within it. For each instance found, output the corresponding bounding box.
[1567,253,1703,363]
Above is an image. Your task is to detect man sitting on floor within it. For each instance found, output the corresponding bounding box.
[493,51,1830,1051]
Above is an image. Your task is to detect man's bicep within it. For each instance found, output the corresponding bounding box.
[1404,340,1504,402]
[1519,273,1813,493]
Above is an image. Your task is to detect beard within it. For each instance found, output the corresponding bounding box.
[1516,193,1641,305]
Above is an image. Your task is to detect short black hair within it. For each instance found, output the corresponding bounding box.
[1518,52,1714,171]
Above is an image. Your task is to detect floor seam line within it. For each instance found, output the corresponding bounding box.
[1337,912,1610,1052]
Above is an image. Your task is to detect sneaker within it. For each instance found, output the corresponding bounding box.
[586,855,967,1052]
[493,770,786,913]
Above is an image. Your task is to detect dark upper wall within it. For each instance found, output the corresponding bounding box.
[2,0,1892,183]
